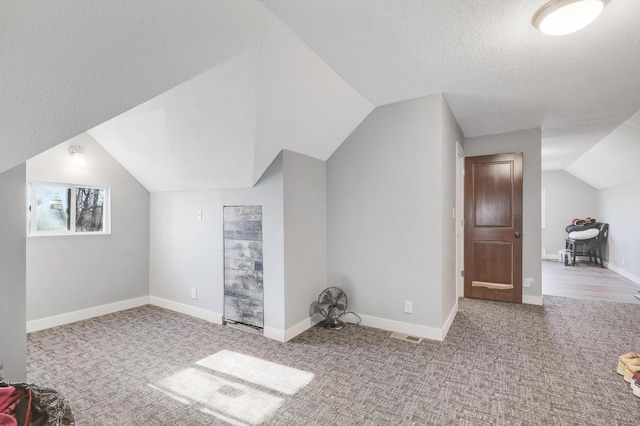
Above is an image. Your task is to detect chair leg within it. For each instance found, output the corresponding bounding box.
[598,245,604,268]
[564,240,579,266]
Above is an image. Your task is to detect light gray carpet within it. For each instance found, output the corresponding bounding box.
[27,296,640,425]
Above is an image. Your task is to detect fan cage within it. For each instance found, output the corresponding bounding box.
[318,287,348,330]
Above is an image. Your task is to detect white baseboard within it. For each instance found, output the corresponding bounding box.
[441,302,458,339]
[605,263,640,287]
[27,296,149,333]
[346,314,446,342]
[523,295,544,306]
[263,314,323,343]
[149,296,223,324]
[147,298,319,343]
[263,326,285,343]
[284,314,323,342]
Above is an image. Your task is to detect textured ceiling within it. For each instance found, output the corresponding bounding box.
[0,0,271,174]
[3,0,640,191]
[262,0,640,171]
[1,0,373,191]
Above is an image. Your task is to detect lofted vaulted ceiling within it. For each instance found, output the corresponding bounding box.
[1,0,272,175]
[88,18,374,191]
[2,0,640,190]
[261,0,640,176]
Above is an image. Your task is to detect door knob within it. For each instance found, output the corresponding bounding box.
[515,232,521,238]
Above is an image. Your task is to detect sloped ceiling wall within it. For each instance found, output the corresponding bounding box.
[88,19,374,192]
[566,110,640,189]
[88,49,262,192]
[261,0,640,172]
[252,19,375,184]
[0,0,273,175]
[4,1,640,190]
[2,1,374,192]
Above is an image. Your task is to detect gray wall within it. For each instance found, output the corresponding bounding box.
[327,94,451,329]
[26,134,149,321]
[463,128,543,301]
[441,97,464,324]
[283,151,327,329]
[542,170,597,258]
[149,153,286,331]
[597,179,640,278]
[0,163,27,381]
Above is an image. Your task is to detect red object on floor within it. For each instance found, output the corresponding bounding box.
[0,413,16,426]
[0,385,28,426]
[0,386,20,413]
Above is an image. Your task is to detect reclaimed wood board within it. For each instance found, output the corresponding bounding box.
[223,205,264,328]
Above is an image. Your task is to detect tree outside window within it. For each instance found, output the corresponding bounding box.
[76,188,105,232]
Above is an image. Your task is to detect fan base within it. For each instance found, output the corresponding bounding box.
[321,318,346,330]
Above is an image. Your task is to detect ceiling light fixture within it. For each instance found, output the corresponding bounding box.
[532,0,609,36]
[68,145,86,165]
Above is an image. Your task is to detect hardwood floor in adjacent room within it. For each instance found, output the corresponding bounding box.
[542,259,640,304]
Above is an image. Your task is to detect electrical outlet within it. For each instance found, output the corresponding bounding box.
[191,287,197,299]
[523,277,533,288]
[197,209,202,221]
[404,300,413,314]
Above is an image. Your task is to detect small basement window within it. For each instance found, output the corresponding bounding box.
[28,182,110,236]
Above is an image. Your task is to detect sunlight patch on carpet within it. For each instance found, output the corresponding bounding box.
[155,367,283,425]
[196,350,314,395]
[150,350,314,425]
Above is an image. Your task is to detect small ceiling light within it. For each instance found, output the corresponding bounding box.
[532,0,609,36]
[68,145,86,165]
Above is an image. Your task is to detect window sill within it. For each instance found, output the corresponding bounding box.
[27,232,112,238]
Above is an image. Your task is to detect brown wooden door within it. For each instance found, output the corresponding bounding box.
[464,153,523,303]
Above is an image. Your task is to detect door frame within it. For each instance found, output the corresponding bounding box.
[455,142,465,299]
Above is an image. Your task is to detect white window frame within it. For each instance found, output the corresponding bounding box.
[28,181,111,236]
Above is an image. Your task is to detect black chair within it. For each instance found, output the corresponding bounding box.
[565,222,609,267]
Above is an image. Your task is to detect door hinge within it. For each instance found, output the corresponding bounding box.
[461,270,465,277]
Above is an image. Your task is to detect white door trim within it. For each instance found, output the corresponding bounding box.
[455,142,465,299]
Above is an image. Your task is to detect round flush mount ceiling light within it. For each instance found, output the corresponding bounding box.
[532,0,609,36]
